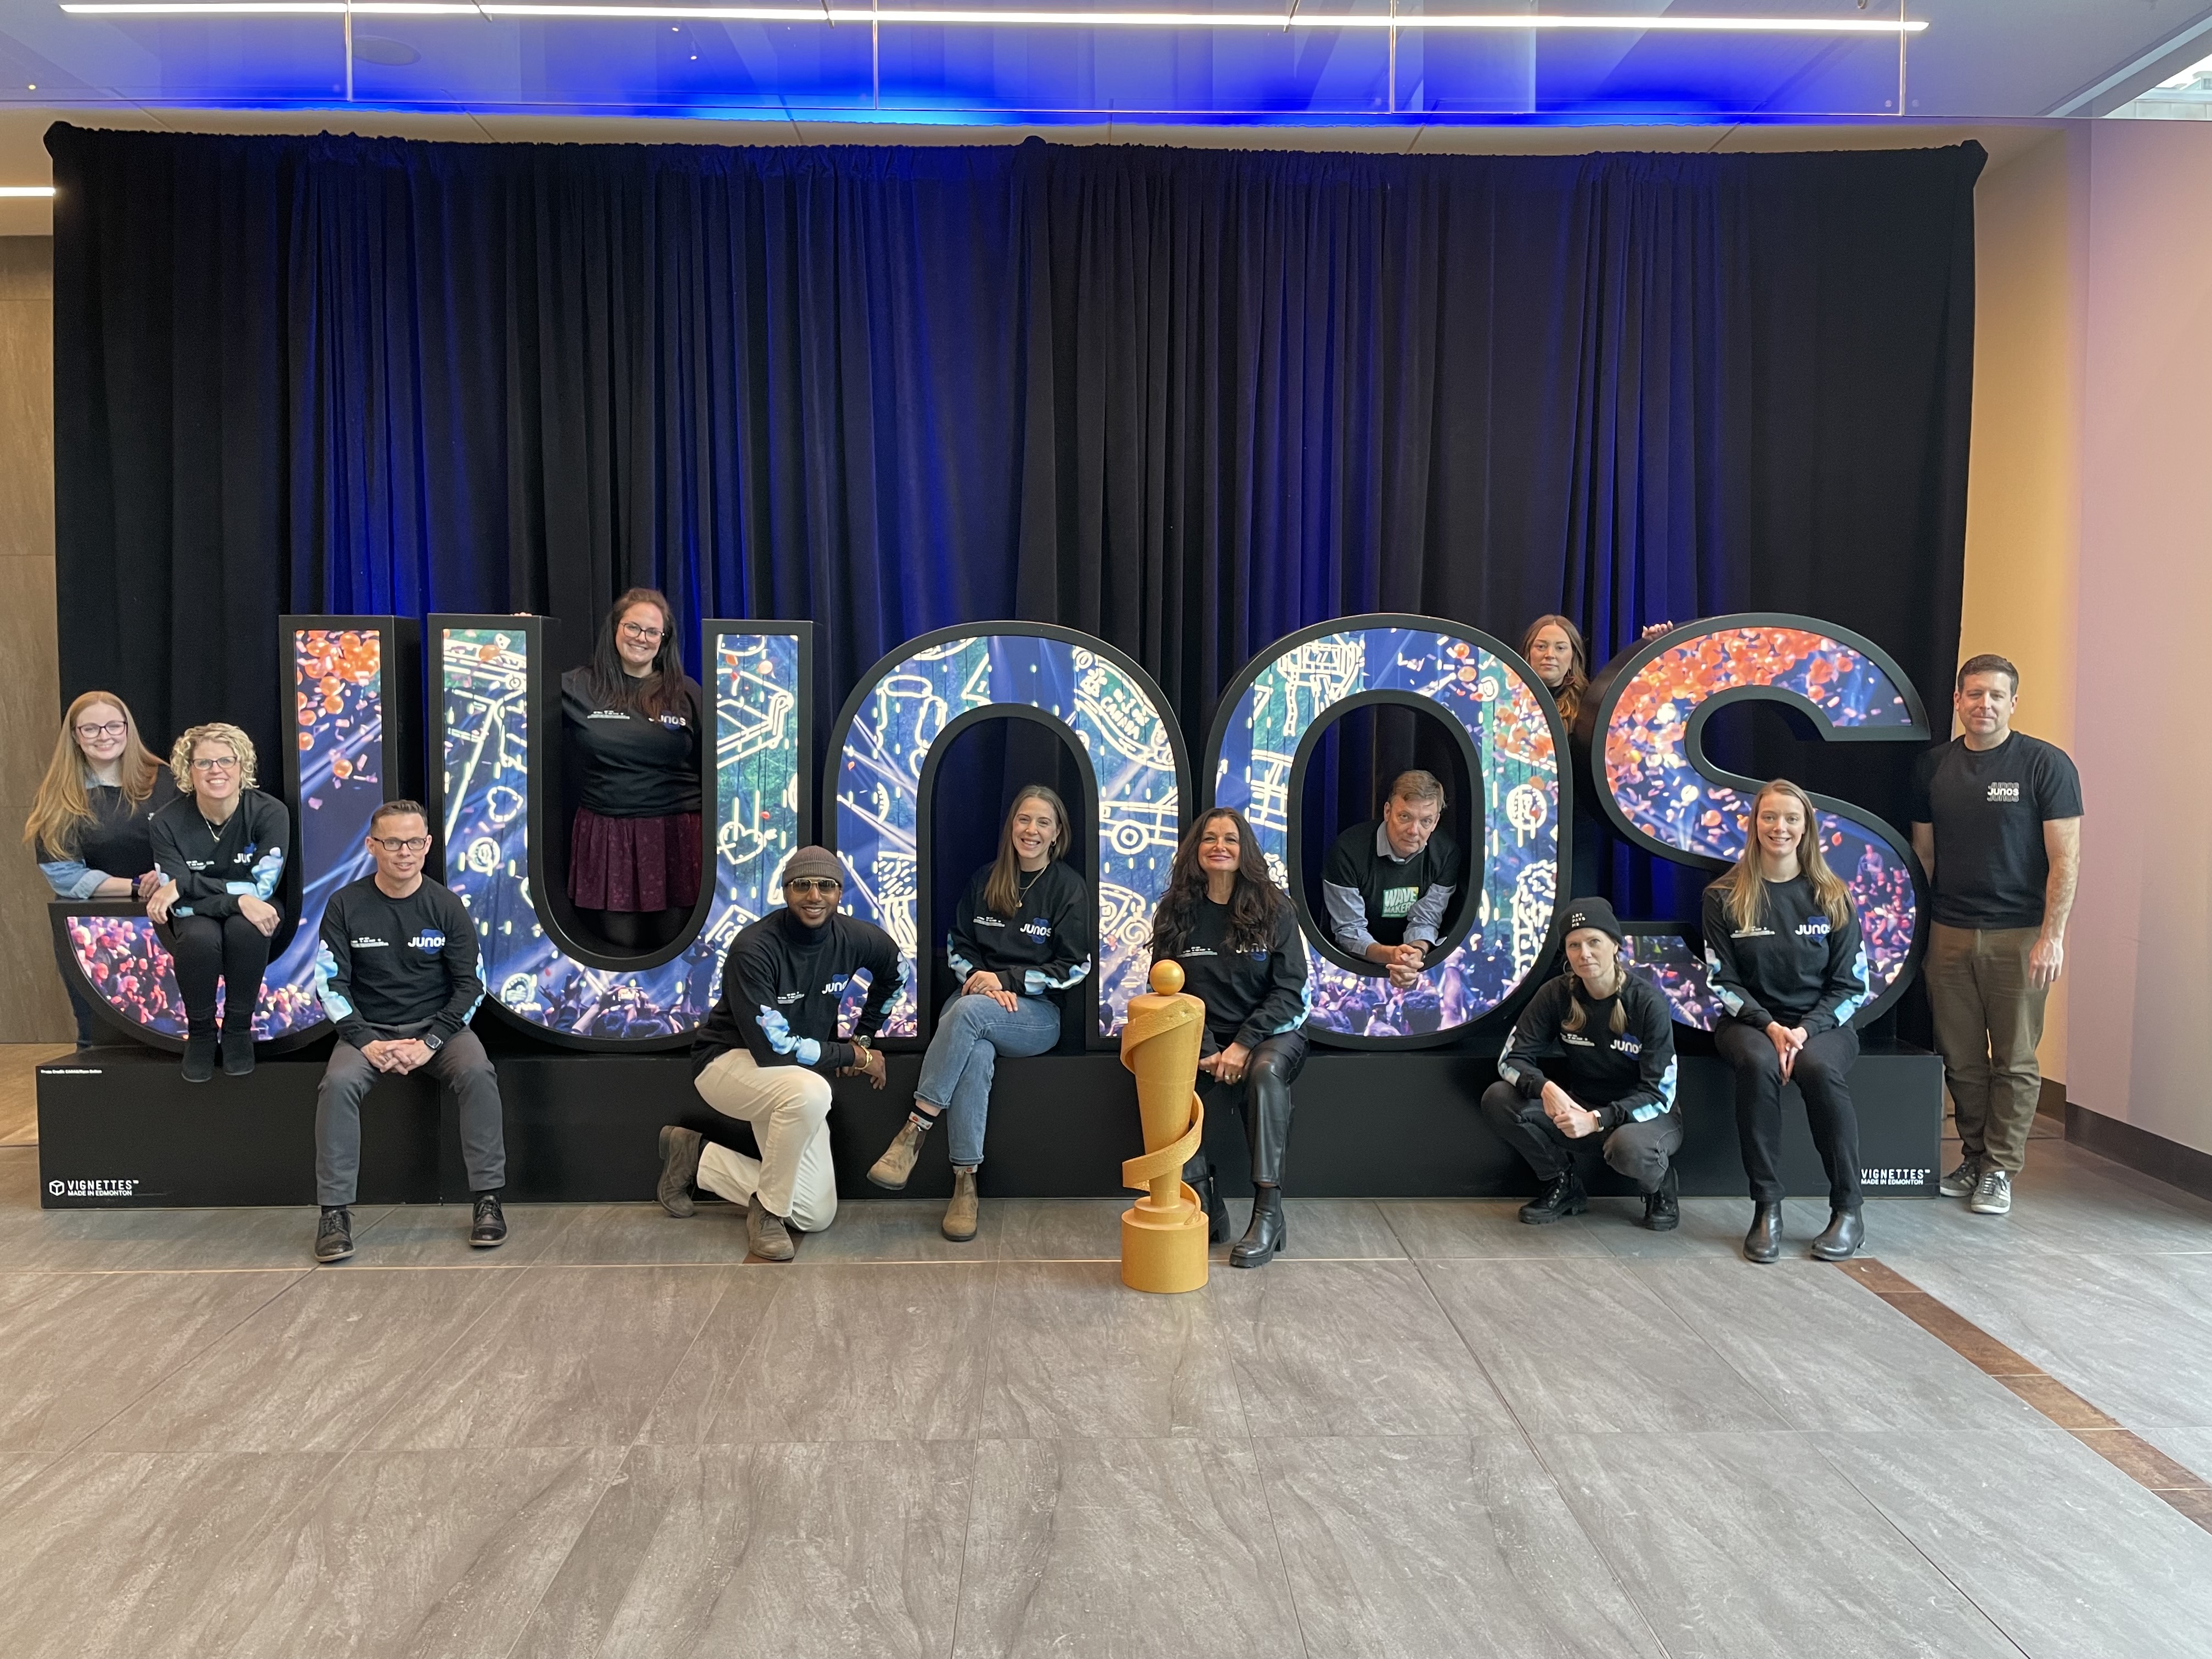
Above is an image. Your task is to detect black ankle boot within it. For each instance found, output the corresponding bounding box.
[1642,1166,1680,1232]
[221,1024,255,1077]
[1183,1158,1227,1244]
[1519,1170,1588,1225]
[1742,1201,1785,1264]
[1231,1186,1285,1268]
[1810,1206,1864,1261]
[181,1028,217,1084]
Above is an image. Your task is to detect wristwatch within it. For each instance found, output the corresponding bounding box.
[849,1034,872,1054]
[422,1032,443,1053]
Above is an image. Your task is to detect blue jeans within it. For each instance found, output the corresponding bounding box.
[913,990,1063,1168]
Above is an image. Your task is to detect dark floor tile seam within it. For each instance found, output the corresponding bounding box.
[1838,1258,2212,1535]
[42,1267,315,1461]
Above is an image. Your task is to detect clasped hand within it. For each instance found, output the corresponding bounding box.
[962,972,1019,1013]
[1765,1022,1810,1080]
[1539,1081,1602,1139]
[361,1037,433,1075]
[1198,1041,1252,1086]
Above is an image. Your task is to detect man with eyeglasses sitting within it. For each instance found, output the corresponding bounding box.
[308,800,506,1263]
[654,845,902,1261]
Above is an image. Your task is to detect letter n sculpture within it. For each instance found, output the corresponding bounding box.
[1117,961,1209,1293]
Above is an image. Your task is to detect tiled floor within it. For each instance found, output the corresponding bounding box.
[2,1118,2211,1656]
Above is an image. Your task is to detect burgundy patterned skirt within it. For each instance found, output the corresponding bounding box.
[568,807,703,913]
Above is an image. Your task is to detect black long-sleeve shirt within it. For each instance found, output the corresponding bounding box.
[149,790,290,920]
[945,860,1093,1004]
[1156,896,1311,1055]
[314,876,484,1047]
[692,907,905,1077]
[1496,971,1678,1129]
[36,771,181,899]
[561,667,706,819]
[1700,875,1867,1034]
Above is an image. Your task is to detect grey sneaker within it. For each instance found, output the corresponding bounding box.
[1969,1166,2013,1215]
[1939,1154,1982,1199]
[745,1194,795,1261]
[657,1125,703,1217]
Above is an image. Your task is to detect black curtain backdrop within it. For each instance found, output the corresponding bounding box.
[49,126,1982,918]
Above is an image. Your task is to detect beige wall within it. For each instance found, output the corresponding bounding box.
[0,237,67,1043]
[1960,130,2086,1085]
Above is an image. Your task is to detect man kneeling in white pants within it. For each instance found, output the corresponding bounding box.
[654,845,903,1259]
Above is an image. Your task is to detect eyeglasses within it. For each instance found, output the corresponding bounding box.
[370,835,431,854]
[74,721,127,740]
[189,755,240,772]
[619,621,667,642]
[785,878,842,896]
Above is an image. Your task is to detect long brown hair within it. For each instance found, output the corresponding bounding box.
[22,691,162,857]
[1714,778,1854,934]
[981,785,1073,917]
[586,587,687,720]
[1521,614,1590,725]
[1150,808,1286,958]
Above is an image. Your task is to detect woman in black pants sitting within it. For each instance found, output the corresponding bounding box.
[146,723,290,1083]
[1149,808,1311,1269]
[1701,778,1869,1264]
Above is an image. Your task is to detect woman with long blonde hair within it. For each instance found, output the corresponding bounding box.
[22,691,177,1045]
[865,785,1093,1243]
[1700,779,1869,1264]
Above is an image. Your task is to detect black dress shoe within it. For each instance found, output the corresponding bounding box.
[180,1034,217,1084]
[314,1205,354,1263]
[1230,1186,1285,1268]
[470,1192,508,1249]
[1642,1166,1680,1232]
[1184,1157,1227,1244]
[221,1026,255,1077]
[1519,1171,1588,1225]
[1742,1201,1784,1263]
[1810,1206,1864,1261]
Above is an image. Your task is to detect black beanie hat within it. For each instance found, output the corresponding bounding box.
[1560,896,1626,946]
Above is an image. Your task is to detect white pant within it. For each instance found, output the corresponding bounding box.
[692,1048,839,1231]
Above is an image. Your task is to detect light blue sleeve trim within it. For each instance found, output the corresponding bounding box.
[1826,943,1869,1028]
[758,1004,823,1067]
[1703,942,1748,1016]
[1322,880,1376,954]
[40,859,108,901]
[1266,974,1314,1036]
[246,845,285,900]
[946,939,976,976]
[1497,1029,1520,1085]
[1022,955,1093,996]
[312,941,355,1022]
[1403,882,1455,946]
[1627,1057,1677,1124]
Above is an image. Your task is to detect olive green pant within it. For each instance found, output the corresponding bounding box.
[1925,923,2049,1175]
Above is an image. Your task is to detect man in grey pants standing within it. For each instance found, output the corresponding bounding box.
[1911,656,2083,1218]
[309,799,506,1261]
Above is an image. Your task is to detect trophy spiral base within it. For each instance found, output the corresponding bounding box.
[1120,1182,1209,1294]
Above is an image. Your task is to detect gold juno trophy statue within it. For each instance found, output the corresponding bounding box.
[1117,958,1209,1293]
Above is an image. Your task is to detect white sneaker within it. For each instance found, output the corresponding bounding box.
[1969,1167,2012,1215]
[1939,1154,1981,1199]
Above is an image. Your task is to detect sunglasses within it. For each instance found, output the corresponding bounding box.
[785,877,842,896]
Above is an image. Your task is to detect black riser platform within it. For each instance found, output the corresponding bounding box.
[37,1046,1942,1207]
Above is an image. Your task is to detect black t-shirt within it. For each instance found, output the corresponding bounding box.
[561,668,706,819]
[945,860,1094,1005]
[1155,894,1310,1054]
[315,877,483,1046]
[36,771,181,882]
[149,790,291,921]
[1910,733,2083,930]
[1321,821,1463,951]
[692,907,904,1077]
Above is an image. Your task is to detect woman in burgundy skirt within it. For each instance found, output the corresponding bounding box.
[562,588,706,952]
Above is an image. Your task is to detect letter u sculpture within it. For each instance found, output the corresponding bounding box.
[1117,960,1209,1293]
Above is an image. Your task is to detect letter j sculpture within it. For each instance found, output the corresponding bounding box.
[1117,960,1209,1293]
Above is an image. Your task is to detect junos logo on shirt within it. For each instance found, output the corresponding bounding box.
[822,975,851,996]
[1616,1036,1642,1056]
[657,713,690,729]
[1987,781,2021,803]
[409,930,445,953]
[1018,919,1053,939]
[1795,918,1830,938]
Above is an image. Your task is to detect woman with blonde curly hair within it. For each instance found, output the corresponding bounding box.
[146,722,291,1082]
[22,691,178,1045]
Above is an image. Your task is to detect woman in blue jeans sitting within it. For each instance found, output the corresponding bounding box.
[866,785,1093,1242]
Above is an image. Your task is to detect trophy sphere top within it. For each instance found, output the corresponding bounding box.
[1149,960,1186,995]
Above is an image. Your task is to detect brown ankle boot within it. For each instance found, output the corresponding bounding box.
[941,1167,979,1242]
[868,1118,929,1190]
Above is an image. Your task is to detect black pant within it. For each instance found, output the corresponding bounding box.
[53,927,96,1045]
[1193,1029,1308,1186]
[1477,1080,1683,1193]
[1714,1018,1862,1208]
[162,912,274,1035]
